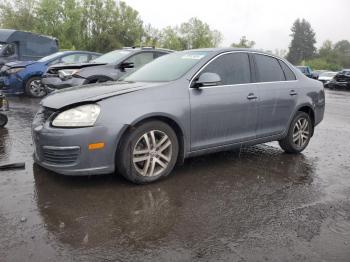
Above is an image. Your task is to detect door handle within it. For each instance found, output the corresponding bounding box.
[247,93,258,100]
[290,90,298,96]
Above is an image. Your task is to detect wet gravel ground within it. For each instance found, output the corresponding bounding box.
[0,90,350,262]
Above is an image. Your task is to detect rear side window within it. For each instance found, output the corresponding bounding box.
[201,53,251,85]
[254,54,285,82]
[279,60,296,80]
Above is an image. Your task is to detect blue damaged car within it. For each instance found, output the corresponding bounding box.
[0,51,100,97]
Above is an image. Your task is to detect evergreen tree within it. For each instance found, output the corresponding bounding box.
[231,36,255,48]
[287,18,316,64]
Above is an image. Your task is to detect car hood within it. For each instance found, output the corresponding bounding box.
[41,81,164,109]
[5,60,38,68]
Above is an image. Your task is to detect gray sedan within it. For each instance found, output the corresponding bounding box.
[32,48,325,184]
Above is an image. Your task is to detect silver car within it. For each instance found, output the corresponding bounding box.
[32,48,325,184]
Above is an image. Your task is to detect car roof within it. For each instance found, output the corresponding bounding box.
[59,50,102,55]
[187,47,275,55]
[122,47,173,53]
[0,29,57,42]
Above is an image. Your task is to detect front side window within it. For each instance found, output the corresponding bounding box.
[123,51,210,82]
[255,54,285,82]
[124,52,154,69]
[90,54,100,61]
[2,43,16,57]
[61,54,90,64]
[200,52,251,85]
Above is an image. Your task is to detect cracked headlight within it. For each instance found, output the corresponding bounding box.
[52,104,100,127]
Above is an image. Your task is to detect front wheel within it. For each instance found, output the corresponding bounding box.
[25,77,47,98]
[279,111,313,154]
[0,113,8,127]
[117,121,179,184]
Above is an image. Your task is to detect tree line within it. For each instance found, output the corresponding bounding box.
[0,0,222,52]
[1,1,349,70]
[286,18,350,70]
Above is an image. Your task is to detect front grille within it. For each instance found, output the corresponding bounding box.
[42,146,80,165]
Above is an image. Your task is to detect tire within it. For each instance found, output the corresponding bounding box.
[279,111,313,154]
[116,121,179,184]
[0,113,8,127]
[25,77,47,98]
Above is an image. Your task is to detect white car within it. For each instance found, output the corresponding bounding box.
[318,71,337,86]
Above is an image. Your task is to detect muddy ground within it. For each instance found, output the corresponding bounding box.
[0,89,350,262]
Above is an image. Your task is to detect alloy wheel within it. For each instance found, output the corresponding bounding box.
[29,80,46,97]
[292,117,310,148]
[132,130,172,177]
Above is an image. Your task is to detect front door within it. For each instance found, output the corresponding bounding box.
[189,52,259,151]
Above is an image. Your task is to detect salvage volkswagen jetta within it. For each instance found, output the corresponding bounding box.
[32,48,325,184]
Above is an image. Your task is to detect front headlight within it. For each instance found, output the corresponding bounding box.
[58,69,80,80]
[6,67,25,74]
[52,104,100,127]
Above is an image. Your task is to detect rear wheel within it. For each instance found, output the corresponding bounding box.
[25,77,47,98]
[279,111,313,153]
[117,121,179,184]
[0,113,8,127]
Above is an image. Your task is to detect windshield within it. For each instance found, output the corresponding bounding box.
[92,50,131,64]
[38,52,64,62]
[123,51,210,82]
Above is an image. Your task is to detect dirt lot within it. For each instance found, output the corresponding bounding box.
[0,90,350,262]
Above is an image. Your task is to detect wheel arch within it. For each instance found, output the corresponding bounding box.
[294,104,316,137]
[298,105,315,127]
[23,74,42,86]
[116,114,187,166]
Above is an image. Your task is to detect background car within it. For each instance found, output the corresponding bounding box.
[312,70,327,79]
[32,48,325,184]
[327,69,350,89]
[318,71,337,86]
[0,29,58,67]
[41,47,172,92]
[296,66,313,78]
[0,51,101,97]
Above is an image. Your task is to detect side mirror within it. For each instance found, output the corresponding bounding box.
[193,72,221,88]
[119,62,134,71]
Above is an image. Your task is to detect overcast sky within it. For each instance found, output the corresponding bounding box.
[126,0,350,51]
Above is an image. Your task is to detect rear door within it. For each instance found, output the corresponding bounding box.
[189,52,259,151]
[253,54,299,137]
